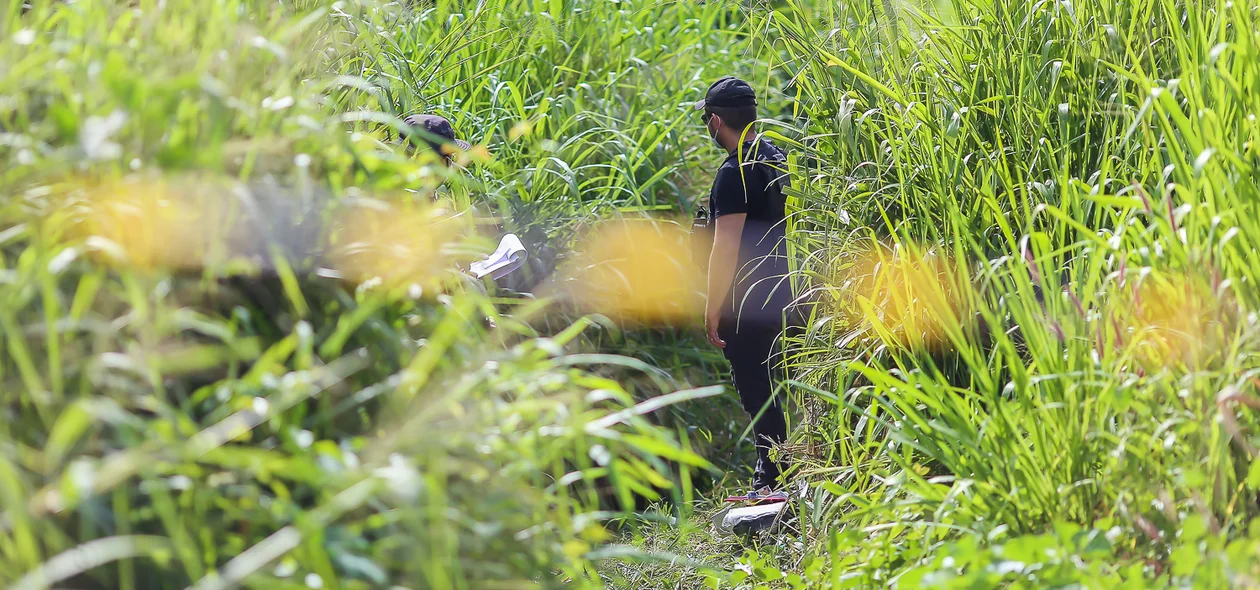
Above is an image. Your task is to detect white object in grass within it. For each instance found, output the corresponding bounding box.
[470,233,528,280]
[714,502,788,536]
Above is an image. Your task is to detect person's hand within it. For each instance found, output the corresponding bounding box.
[705,307,726,349]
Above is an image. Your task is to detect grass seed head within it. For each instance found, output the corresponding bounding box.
[327,200,470,292]
[562,220,704,323]
[69,176,239,271]
[842,242,959,351]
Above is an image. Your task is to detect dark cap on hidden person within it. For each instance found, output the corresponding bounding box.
[402,114,471,153]
[694,76,758,111]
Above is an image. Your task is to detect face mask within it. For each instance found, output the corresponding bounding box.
[706,117,722,149]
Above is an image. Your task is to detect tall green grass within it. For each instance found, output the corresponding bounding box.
[736,0,1260,586]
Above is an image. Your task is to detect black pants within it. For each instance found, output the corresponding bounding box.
[718,319,790,489]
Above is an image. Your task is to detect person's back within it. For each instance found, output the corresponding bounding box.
[710,137,793,331]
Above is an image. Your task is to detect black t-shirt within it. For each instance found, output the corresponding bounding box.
[709,137,794,328]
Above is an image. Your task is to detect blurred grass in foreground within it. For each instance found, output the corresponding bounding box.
[559,220,704,323]
[0,0,762,587]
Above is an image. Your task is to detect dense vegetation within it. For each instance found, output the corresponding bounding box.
[4,0,1260,588]
[775,0,1260,585]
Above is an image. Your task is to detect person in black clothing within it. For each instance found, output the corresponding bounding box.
[696,76,796,492]
[400,114,471,167]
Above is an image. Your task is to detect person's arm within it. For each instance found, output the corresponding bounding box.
[705,213,745,349]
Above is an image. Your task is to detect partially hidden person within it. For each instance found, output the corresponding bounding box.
[400,113,471,168]
[397,113,558,299]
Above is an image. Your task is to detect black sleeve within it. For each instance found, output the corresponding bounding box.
[710,165,753,218]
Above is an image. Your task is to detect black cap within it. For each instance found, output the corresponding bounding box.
[401,114,471,153]
[694,76,757,111]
